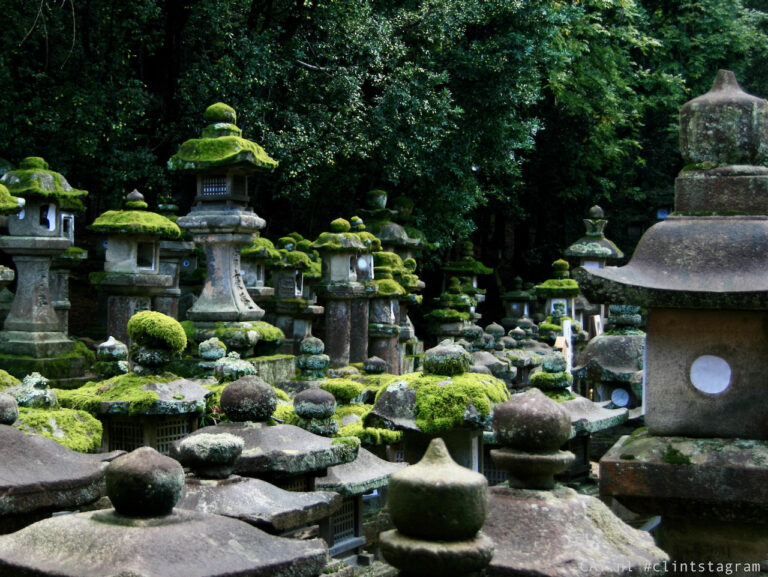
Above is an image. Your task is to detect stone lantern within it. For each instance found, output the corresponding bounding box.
[0,157,89,380]
[168,102,277,334]
[500,276,533,330]
[241,235,278,305]
[0,184,23,297]
[576,70,768,564]
[312,218,370,367]
[565,205,624,332]
[89,190,180,344]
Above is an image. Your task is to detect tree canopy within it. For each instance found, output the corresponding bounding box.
[1,0,767,282]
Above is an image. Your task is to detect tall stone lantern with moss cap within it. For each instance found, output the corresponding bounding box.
[0,157,90,380]
[576,70,768,565]
[312,218,371,368]
[0,183,23,298]
[88,190,181,344]
[169,102,277,331]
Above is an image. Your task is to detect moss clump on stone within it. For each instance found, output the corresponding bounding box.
[410,373,509,434]
[89,210,181,239]
[251,321,285,344]
[271,248,313,270]
[534,278,580,297]
[0,369,21,389]
[241,236,280,259]
[168,130,278,171]
[0,157,88,211]
[57,372,177,416]
[330,218,351,233]
[0,341,95,383]
[424,308,470,323]
[0,183,22,215]
[442,260,493,276]
[663,444,691,465]
[14,407,102,452]
[204,102,237,123]
[312,230,367,252]
[127,311,187,354]
[530,370,573,390]
[321,379,364,403]
[371,278,406,296]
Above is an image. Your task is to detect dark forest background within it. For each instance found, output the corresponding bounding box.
[2,0,768,302]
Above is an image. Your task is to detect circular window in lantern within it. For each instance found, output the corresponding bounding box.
[610,388,631,408]
[690,355,731,395]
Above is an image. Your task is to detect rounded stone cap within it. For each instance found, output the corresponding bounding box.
[220,375,277,422]
[484,322,505,339]
[0,392,19,425]
[423,342,472,376]
[493,388,572,451]
[106,447,185,517]
[680,69,768,165]
[588,205,605,219]
[363,356,387,374]
[293,387,336,420]
[204,102,237,124]
[388,438,488,541]
[177,432,244,479]
[299,335,325,355]
[96,336,128,362]
[542,352,567,373]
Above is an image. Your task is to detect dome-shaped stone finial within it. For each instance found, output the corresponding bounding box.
[363,355,387,374]
[491,388,574,489]
[380,438,494,577]
[680,69,768,166]
[0,392,19,425]
[423,342,472,376]
[106,447,185,517]
[588,205,605,219]
[220,375,277,422]
[177,432,244,479]
[293,387,339,436]
[204,102,237,124]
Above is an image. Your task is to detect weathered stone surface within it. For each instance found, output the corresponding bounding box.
[560,395,628,436]
[572,333,644,382]
[0,508,327,577]
[316,447,406,497]
[294,387,336,420]
[601,432,768,522]
[177,432,243,479]
[493,389,571,451]
[220,375,277,422]
[0,425,120,518]
[484,486,667,577]
[379,529,494,577]
[178,474,341,533]
[98,377,210,416]
[575,216,768,310]
[388,438,487,541]
[0,394,17,425]
[106,447,184,517]
[423,342,472,376]
[680,69,768,166]
[173,422,359,478]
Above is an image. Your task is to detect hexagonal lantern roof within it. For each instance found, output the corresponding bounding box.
[0,157,87,212]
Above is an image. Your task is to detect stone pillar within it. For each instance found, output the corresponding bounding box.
[153,239,194,319]
[323,299,353,367]
[369,296,400,374]
[348,298,369,363]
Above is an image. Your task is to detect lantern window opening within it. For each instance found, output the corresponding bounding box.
[136,242,156,270]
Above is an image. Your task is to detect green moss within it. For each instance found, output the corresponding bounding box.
[169,134,278,172]
[180,321,197,351]
[331,436,361,450]
[338,420,402,445]
[321,379,364,403]
[251,321,285,343]
[125,200,149,210]
[204,102,237,123]
[0,340,95,383]
[442,259,493,276]
[57,372,177,416]
[127,311,187,353]
[272,402,298,424]
[15,407,102,453]
[312,231,366,252]
[543,389,576,402]
[534,278,580,296]
[360,373,400,391]
[663,444,691,465]
[530,371,573,390]
[271,248,313,270]
[330,218,351,232]
[1,157,88,211]
[356,231,382,251]
[61,246,87,260]
[89,210,181,239]
[241,236,281,259]
[374,372,509,435]
[424,308,470,323]
[371,278,406,296]
[0,183,22,215]
[0,369,21,389]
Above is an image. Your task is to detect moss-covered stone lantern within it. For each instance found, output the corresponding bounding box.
[577,70,768,564]
[240,235,279,305]
[0,184,23,298]
[312,218,371,367]
[88,190,181,344]
[169,102,277,330]
[442,240,493,323]
[263,235,324,354]
[0,157,90,381]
